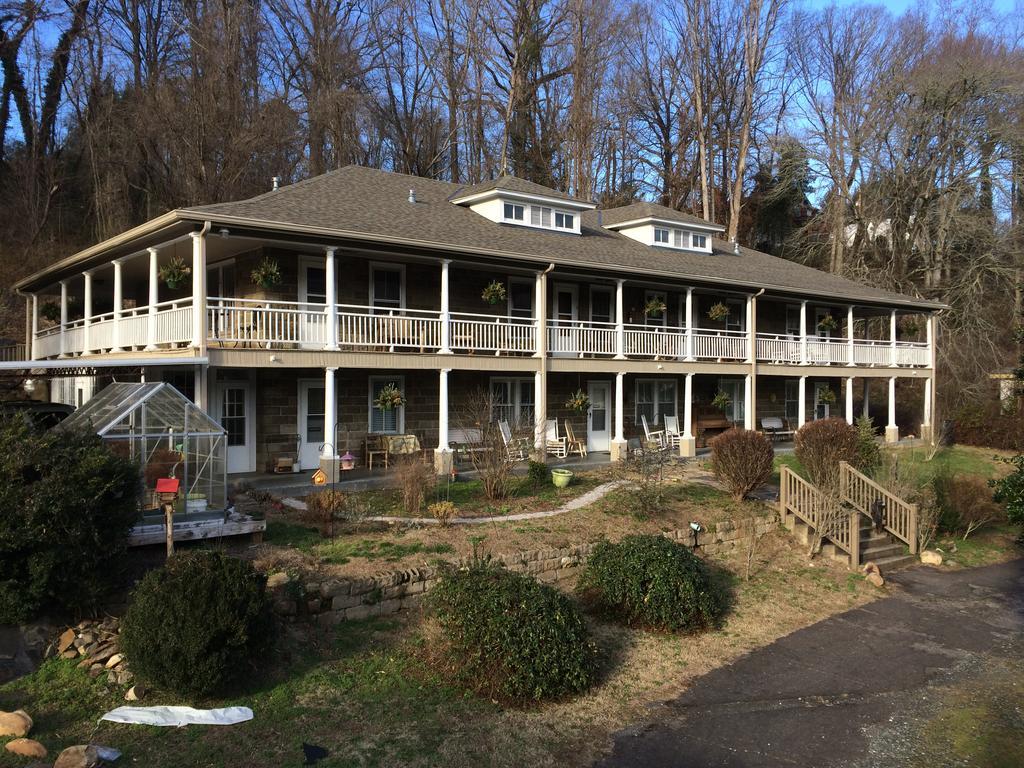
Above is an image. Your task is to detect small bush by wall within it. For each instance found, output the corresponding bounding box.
[794,418,859,488]
[122,552,274,696]
[429,562,597,702]
[953,401,1024,452]
[710,428,774,500]
[578,535,725,632]
[0,417,141,623]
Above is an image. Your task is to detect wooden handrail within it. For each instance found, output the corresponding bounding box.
[839,461,918,554]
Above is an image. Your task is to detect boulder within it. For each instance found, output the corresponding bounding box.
[861,561,885,588]
[125,683,147,701]
[54,744,101,768]
[920,549,943,566]
[0,709,33,737]
[5,738,47,759]
[104,653,124,669]
[57,628,76,654]
[267,572,291,589]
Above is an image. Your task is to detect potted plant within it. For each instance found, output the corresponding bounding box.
[817,314,839,333]
[551,468,574,488]
[818,388,837,405]
[374,383,406,411]
[708,302,730,322]
[565,389,591,413]
[40,301,61,324]
[644,296,667,316]
[481,280,507,305]
[159,256,191,289]
[711,390,732,412]
[251,257,282,290]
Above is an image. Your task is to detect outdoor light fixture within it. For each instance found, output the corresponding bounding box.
[219,228,230,238]
[689,520,703,548]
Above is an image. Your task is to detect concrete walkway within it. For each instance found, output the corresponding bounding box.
[282,480,627,525]
[595,558,1024,768]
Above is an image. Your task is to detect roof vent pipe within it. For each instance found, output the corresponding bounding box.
[271,176,280,191]
[733,240,740,255]
[408,188,416,204]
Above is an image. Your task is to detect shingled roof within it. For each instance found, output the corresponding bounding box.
[153,166,937,309]
[599,201,725,231]
[449,175,593,207]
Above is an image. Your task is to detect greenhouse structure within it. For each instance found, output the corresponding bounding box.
[57,382,264,546]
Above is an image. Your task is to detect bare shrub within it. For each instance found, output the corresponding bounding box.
[453,388,526,501]
[395,455,435,516]
[305,489,347,536]
[939,475,1004,540]
[428,500,457,526]
[736,515,771,581]
[617,443,671,517]
[794,417,859,490]
[709,428,774,501]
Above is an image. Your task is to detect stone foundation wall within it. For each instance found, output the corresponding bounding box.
[268,509,778,625]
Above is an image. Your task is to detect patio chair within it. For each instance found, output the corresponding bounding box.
[760,416,795,443]
[564,421,587,457]
[640,414,668,451]
[498,419,529,460]
[545,418,568,458]
[365,434,389,470]
[663,414,684,450]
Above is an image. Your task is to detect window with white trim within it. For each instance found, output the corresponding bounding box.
[692,233,707,249]
[654,227,670,244]
[645,290,667,327]
[369,376,405,434]
[491,377,534,427]
[673,229,685,247]
[370,264,403,311]
[555,211,574,230]
[530,206,552,227]
[508,278,534,322]
[785,380,800,422]
[503,202,525,221]
[635,379,676,426]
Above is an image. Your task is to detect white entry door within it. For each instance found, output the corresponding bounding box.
[587,380,611,452]
[814,382,831,420]
[550,284,578,357]
[298,379,326,470]
[217,382,254,473]
[298,256,327,348]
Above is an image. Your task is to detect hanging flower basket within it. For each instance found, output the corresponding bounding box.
[40,301,61,323]
[374,383,406,411]
[158,256,191,290]
[818,388,837,405]
[711,391,732,412]
[481,280,507,305]
[565,389,591,413]
[708,302,731,322]
[817,314,839,332]
[644,296,667,316]
[251,257,282,290]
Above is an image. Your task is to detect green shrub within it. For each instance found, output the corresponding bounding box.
[992,454,1024,528]
[121,551,274,696]
[527,459,549,486]
[794,417,859,488]
[429,562,597,702]
[0,417,141,623]
[578,534,725,632]
[854,416,882,474]
[709,428,774,500]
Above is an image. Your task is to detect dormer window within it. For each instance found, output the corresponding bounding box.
[530,205,552,227]
[692,233,707,249]
[654,228,670,244]
[555,212,574,230]
[673,229,685,247]
[504,203,524,221]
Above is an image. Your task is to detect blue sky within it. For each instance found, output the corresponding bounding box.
[801,0,1017,11]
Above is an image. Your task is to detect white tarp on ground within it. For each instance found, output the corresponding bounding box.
[101,705,254,727]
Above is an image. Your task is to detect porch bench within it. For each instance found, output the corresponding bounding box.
[448,428,488,463]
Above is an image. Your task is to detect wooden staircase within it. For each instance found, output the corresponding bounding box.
[779,462,919,569]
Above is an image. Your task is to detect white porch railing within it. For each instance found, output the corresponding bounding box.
[895,342,929,367]
[209,298,327,347]
[35,326,62,358]
[624,323,688,358]
[692,328,748,360]
[757,333,930,368]
[151,299,193,347]
[451,312,535,354]
[547,320,618,356]
[756,333,802,364]
[338,304,442,351]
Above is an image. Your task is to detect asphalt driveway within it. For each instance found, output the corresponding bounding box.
[596,558,1024,768]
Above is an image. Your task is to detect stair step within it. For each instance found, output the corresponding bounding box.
[863,553,917,571]
[860,543,907,560]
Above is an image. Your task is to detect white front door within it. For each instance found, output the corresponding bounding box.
[587,380,611,452]
[550,284,578,356]
[298,379,326,470]
[217,382,254,473]
[719,378,746,425]
[298,256,327,348]
[814,382,831,420]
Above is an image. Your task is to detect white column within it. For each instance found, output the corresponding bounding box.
[191,231,207,350]
[680,372,696,457]
[743,373,753,429]
[611,370,626,461]
[885,375,899,443]
[82,271,93,354]
[846,305,855,366]
[745,294,754,363]
[194,365,207,411]
[111,259,124,352]
[926,312,934,362]
[438,259,452,354]
[614,279,625,359]
[322,367,336,458]
[30,295,38,359]
[890,309,898,367]
[798,375,807,428]
[58,280,69,357]
[437,368,450,449]
[923,377,932,429]
[534,370,545,453]
[684,287,694,360]
[845,376,854,424]
[800,300,808,364]
[145,248,159,350]
[325,247,339,350]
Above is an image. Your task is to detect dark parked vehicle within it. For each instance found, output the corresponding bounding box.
[0,401,75,429]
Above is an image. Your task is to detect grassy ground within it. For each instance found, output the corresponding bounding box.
[257,467,763,579]
[0,529,878,768]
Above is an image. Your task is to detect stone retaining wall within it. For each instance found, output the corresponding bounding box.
[269,509,778,625]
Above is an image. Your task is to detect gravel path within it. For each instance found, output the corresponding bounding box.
[281,479,627,525]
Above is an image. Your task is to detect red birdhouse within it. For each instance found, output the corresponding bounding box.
[155,477,180,496]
